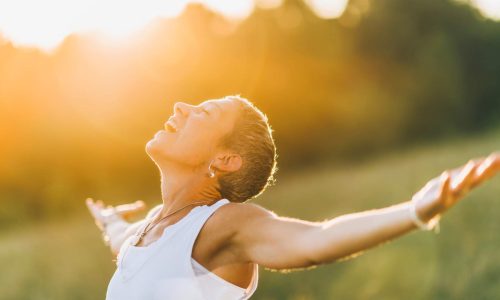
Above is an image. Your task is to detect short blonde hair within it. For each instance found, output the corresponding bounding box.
[217,95,278,202]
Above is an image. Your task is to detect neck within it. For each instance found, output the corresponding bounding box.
[157,164,222,219]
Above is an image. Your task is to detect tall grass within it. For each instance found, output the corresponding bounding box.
[1,128,499,299]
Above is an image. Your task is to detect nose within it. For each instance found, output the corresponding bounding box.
[173,102,193,117]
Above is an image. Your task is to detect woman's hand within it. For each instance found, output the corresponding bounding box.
[413,152,500,222]
[86,198,147,230]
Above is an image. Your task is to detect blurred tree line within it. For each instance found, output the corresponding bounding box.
[0,0,499,227]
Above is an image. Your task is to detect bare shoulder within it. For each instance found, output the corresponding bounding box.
[215,202,277,228]
[204,202,277,237]
[207,201,278,243]
[220,201,276,216]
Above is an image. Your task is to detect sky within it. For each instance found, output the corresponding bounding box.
[0,0,498,51]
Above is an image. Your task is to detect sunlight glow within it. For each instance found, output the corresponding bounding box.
[473,0,500,20]
[305,0,348,19]
[197,0,255,19]
[0,0,252,51]
[256,0,284,10]
[2,0,499,51]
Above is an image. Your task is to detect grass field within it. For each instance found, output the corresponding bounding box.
[1,129,499,300]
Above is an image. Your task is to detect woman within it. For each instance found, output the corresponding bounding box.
[86,95,499,300]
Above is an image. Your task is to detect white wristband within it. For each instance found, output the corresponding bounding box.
[409,199,441,233]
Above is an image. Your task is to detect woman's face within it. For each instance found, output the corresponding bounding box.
[146,97,241,169]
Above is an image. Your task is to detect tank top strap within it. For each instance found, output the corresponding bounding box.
[180,198,231,261]
[243,263,259,299]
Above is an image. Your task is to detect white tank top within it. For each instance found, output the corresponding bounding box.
[106,199,259,300]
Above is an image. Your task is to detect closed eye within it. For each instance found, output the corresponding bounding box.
[200,107,210,115]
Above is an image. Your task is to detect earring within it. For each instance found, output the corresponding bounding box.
[208,159,216,178]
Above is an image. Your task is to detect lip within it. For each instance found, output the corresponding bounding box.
[165,117,179,133]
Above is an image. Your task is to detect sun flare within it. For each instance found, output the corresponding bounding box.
[0,0,254,51]
[0,0,498,51]
[473,0,500,20]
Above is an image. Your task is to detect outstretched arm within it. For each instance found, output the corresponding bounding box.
[227,153,499,271]
[86,199,162,255]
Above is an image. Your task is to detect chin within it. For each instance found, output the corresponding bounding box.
[145,139,173,163]
[145,139,155,154]
[146,139,163,158]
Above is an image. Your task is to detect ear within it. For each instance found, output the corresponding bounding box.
[213,152,243,173]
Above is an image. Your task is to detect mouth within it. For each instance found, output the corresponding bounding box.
[164,118,178,133]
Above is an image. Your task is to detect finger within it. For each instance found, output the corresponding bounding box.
[439,171,452,204]
[85,198,108,220]
[86,202,101,219]
[446,158,482,187]
[116,201,147,216]
[453,158,484,189]
[85,198,98,210]
[85,198,96,214]
[474,153,500,185]
[131,200,146,211]
[116,200,145,210]
[85,198,93,209]
[451,160,478,194]
[482,152,500,172]
[492,152,500,172]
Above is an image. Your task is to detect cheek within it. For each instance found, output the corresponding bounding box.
[181,124,218,147]
[179,138,211,160]
[178,128,219,157]
[145,128,219,166]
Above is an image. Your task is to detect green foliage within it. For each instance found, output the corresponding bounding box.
[1,0,500,230]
